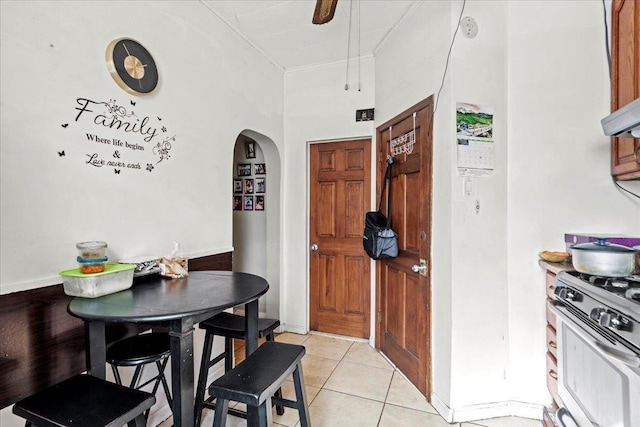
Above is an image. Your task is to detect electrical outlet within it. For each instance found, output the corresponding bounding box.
[461,16,478,38]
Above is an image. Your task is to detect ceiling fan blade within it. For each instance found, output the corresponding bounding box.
[313,0,338,24]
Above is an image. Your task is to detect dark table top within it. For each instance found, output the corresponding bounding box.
[68,271,269,323]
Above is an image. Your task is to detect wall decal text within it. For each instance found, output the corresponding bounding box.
[61,96,178,174]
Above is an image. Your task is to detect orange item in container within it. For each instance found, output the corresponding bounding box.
[77,256,108,274]
[80,264,106,274]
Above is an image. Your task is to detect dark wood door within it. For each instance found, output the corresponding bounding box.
[611,0,640,180]
[309,139,371,338]
[375,97,433,396]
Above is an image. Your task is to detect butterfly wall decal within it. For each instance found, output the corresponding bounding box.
[61,123,68,128]
[58,150,65,157]
[114,169,120,174]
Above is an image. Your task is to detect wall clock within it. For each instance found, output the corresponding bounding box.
[106,38,158,96]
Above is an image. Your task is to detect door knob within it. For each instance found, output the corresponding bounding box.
[310,244,319,251]
[411,259,428,277]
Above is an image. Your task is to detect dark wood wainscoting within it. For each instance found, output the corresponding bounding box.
[0,252,232,409]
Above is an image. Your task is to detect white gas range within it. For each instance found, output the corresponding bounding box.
[550,271,640,427]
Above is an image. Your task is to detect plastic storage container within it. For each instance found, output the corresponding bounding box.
[76,241,108,259]
[77,256,108,274]
[60,263,135,298]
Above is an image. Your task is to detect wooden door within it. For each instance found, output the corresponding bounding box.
[309,139,371,339]
[375,97,433,397]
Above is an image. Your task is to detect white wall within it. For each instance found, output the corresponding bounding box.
[281,57,377,334]
[506,0,640,408]
[0,0,284,294]
[376,0,640,422]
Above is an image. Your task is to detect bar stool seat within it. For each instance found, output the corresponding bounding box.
[208,341,310,427]
[106,332,173,419]
[195,312,281,426]
[12,374,155,427]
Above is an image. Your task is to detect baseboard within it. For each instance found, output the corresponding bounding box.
[430,392,544,423]
[148,405,173,427]
[309,330,368,343]
[282,323,308,335]
[430,393,455,422]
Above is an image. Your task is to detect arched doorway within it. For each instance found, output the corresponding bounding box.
[231,130,281,321]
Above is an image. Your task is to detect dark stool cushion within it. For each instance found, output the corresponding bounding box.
[12,374,155,427]
[107,332,171,366]
[199,312,280,339]
[208,341,305,407]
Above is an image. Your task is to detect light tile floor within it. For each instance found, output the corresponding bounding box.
[159,332,541,427]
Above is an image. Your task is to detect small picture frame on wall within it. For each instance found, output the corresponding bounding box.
[233,179,243,194]
[255,178,265,193]
[245,142,256,159]
[254,163,266,175]
[244,178,254,194]
[244,195,254,211]
[255,195,265,211]
[238,163,252,176]
[233,196,243,211]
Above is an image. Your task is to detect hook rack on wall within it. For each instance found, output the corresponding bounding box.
[390,112,417,156]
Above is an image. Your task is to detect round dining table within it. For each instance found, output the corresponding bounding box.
[68,270,269,427]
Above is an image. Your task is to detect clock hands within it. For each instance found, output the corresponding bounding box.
[122,42,148,81]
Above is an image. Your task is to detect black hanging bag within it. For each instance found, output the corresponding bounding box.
[363,157,398,260]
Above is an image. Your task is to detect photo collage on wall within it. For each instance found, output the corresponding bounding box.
[233,141,265,212]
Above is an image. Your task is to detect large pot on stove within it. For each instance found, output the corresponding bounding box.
[570,238,639,277]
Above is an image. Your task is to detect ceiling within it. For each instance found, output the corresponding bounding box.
[200,0,419,71]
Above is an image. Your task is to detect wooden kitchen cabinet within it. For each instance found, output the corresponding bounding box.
[544,271,561,408]
[539,259,576,408]
[611,0,640,180]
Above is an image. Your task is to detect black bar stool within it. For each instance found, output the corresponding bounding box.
[12,374,155,427]
[208,341,310,427]
[106,332,173,420]
[194,312,282,426]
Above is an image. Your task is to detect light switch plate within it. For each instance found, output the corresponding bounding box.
[464,176,474,196]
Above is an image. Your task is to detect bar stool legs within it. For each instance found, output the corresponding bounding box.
[208,342,310,427]
[106,332,173,421]
[194,313,282,426]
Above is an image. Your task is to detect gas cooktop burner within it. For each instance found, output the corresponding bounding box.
[627,288,640,302]
[563,271,640,311]
[569,271,640,293]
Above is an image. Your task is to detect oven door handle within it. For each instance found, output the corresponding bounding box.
[593,341,640,368]
[550,301,640,368]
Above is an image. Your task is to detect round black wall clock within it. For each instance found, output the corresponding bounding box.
[106,38,158,96]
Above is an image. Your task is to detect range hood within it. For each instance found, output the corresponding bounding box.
[601,97,640,138]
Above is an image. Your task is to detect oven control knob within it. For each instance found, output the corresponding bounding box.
[608,314,630,331]
[598,312,612,328]
[593,309,629,331]
[565,289,581,302]
[590,307,604,322]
